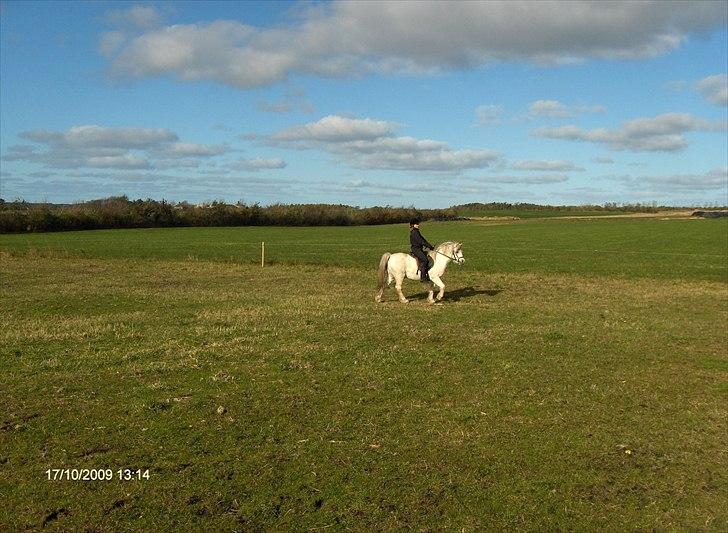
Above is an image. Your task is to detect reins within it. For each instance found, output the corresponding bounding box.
[434,249,458,262]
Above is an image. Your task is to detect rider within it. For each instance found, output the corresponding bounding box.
[410,218,434,282]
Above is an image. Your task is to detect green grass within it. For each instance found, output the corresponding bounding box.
[1,217,726,281]
[1,219,727,530]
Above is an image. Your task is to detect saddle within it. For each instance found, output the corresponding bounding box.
[409,252,435,271]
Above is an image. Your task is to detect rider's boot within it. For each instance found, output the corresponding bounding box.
[420,265,431,283]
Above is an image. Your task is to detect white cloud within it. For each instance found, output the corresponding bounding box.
[534,112,726,152]
[106,5,162,29]
[479,174,569,184]
[4,144,128,169]
[256,90,316,114]
[665,74,727,106]
[511,160,584,171]
[5,145,35,155]
[529,100,606,118]
[530,100,570,118]
[232,158,287,171]
[3,125,233,171]
[623,113,722,136]
[349,147,500,172]
[591,156,615,164]
[107,21,267,86]
[474,105,504,126]
[313,177,505,198]
[154,142,229,157]
[101,1,727,89]
[696,74,728,106]
[271,115,397,143]
[645,167,727,191]
[154,158,202,170]
[7,125,177,169]
[86,154,150,169]
[611,167,727,192]
[269,115,500,172]
[21,125,178,149]
[99,31,127,57]
[339,136,449,154]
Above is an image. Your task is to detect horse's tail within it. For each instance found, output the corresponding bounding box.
[375,252,391,302]
[376,252,391,291]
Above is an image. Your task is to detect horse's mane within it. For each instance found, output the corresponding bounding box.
[435,241,459,252]
[427,241,460,260]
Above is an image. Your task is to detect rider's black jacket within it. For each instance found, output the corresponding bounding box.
[410,227,434,251]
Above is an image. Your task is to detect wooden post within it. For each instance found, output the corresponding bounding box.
[261,241,265,267]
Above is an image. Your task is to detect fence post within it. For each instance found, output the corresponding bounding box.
[261,241,265,267]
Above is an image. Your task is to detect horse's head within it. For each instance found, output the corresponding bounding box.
[452,242,465,265]
[438,241,464,265]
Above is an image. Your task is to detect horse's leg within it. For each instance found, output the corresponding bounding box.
[431,275,445,301]
[426,280,436,303]
[375,273,394,302]
[395,273,408,303]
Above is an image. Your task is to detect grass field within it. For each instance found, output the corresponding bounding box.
[1,217,726,280]
[1,217,727,530]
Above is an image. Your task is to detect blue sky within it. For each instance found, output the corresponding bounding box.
[1,0,726,207]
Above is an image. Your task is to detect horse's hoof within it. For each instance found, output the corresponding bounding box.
[400,299,409,303]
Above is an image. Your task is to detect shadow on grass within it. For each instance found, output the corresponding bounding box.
[408,285,503,302]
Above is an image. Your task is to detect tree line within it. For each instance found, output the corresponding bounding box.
[3,197,717,233]
[451,201,663,213]
[0,197,460,233]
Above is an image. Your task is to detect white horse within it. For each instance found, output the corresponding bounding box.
[375,242,464,304]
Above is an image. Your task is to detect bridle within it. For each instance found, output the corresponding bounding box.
[434,249,462,263]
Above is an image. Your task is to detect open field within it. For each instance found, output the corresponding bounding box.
[1,218,727,530]
[1,217,726,281]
